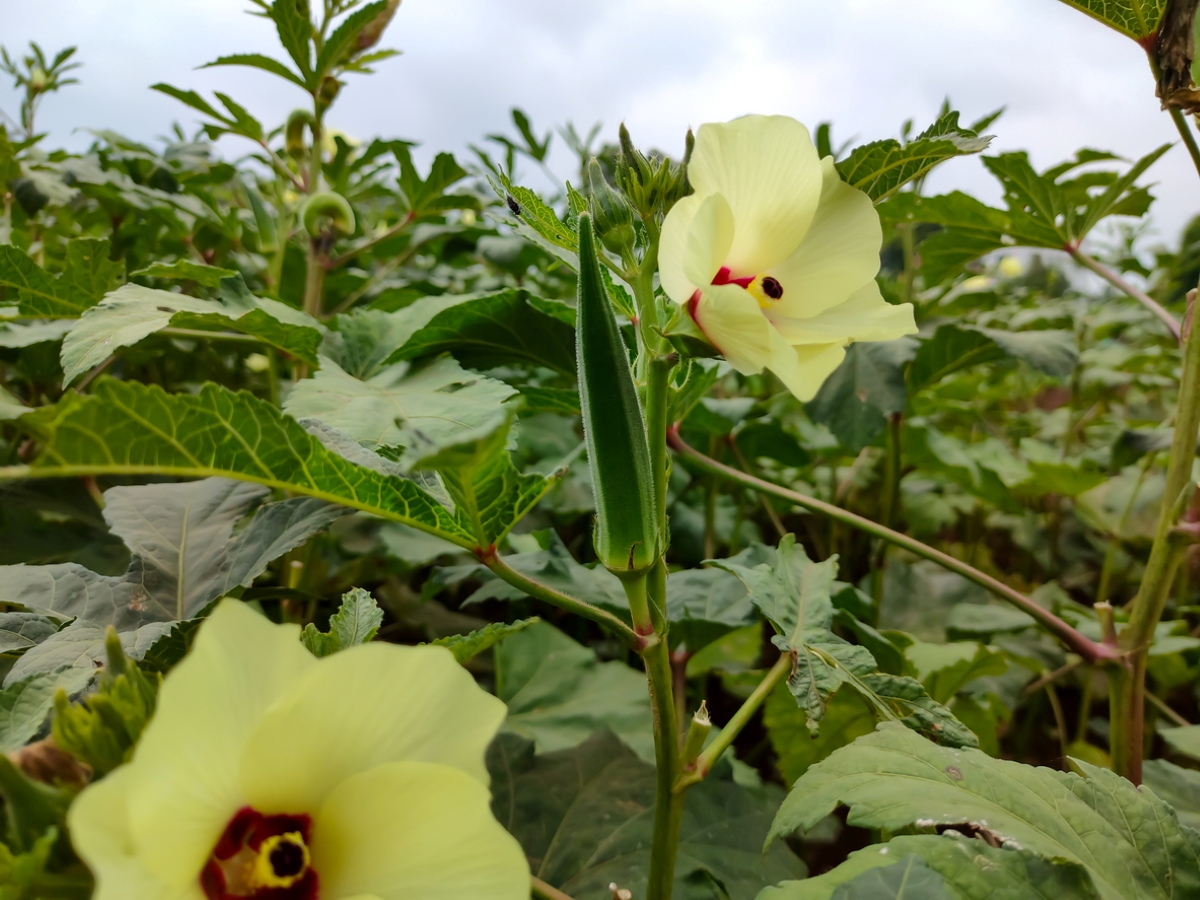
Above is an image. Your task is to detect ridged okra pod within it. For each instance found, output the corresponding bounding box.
[575,213,658,581]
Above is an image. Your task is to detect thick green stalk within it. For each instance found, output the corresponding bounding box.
[643,634,683,900]
[1170,107,1200,181]
[668,428,1120,666]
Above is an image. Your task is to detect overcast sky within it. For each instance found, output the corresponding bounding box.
[2,0,1197,255]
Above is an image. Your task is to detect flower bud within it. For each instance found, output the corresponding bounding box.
[316,75,341,110]
[587,157,635,258]
[285,109,313,159]
[302,191,356,236]
[29,66,47,92]
[358,0,402,51]
[576,213,658,577]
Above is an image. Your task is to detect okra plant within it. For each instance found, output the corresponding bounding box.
[2,0,1200,898]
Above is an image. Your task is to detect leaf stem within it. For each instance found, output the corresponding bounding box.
[531,876,575,900]
[668,427,1120,667]
[1068,247,1181,343]
[676,652,791,789]
[1169,107,1200,181]
[327,211,415,269]
[482,550,648,651]
[1146,689,1192,727]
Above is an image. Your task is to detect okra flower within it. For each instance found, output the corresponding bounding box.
[68,600,527,900]
[660,115,916,400]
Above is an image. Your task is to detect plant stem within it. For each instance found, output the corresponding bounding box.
[327,211,414,269]
[1170,108,1200,181]
[1112,295,1200,781]
[1068,248,1181,343]
[484,551,648,651]
[531,876,575,900]
[677,653,791,788]
[643,634,683,900]
[668,427,1120,666]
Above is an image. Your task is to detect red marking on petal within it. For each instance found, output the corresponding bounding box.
[688,289,702,320]
[711,266,753,289]
[203,808,318,900]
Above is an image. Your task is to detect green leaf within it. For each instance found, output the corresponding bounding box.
[0,478,345,641]
[769,722,1200,899]
[908,325,1077,396]
[0,614,59,654]
[201,53,306,88]
[315,1,388,76]
[766,685,875,786]
[284,355,516,455]
[0,668,94,753]
[409,413,554,548]
[494,621,652,761]
[762,834,1100,900]
[1056,0,1168,40]
[0,320,74,349]
[1143,759,1200,831]
[493,173,579,256]
[270,0,314,81]
[666,555,764,652]
[829,855,953,899]
[808,339,918,452]
[61,281,324,383]
[488,730,805,900]
[431,617,538,663]
[387,288,577,376]
[301,587,384,657]
[837,110,993,204]
[903,640,1008,704]
[1160,724,1200,760]
[714,536,978,748]
[149,83,229,124]
[15,378,474,546]
[132,260,238,288]
[903,422,1021,512]
[0,239,119,319]
[7,621,173,685]
[393,146,475,217]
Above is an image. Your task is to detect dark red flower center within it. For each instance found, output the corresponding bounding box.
[201,808,319,900]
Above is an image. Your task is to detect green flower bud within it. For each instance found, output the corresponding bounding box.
[29,66,47,92]
[587,157,635,258]
[285,109,313,159]
[358,0,402,51]
[316,75,342,110]
[302,191,356,236]
[576,213,658,578]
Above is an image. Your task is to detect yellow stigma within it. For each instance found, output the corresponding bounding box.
[746,275,784,308]
[250,832,310,889]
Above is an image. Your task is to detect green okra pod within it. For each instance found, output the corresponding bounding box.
[576,212,658,578]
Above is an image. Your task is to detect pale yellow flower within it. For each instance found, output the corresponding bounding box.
[660,115,917,400]
[68,600,528,900]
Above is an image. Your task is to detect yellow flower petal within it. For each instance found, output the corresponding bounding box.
[659,192,734,306]
[124,600,315,886]
[239,643,506,815]
[768,281,917,345]
[311,761,529,900]
[767,157,883,320]
[690,283,774,375]
[762,329,847,402]
[689,115,823,276]
[69,766,203,900]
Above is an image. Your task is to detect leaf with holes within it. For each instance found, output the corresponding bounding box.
[769,722,1200,900]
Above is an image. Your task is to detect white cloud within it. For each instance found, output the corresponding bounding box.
[2,0,1195,251]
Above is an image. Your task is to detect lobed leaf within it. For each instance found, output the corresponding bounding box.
[12,378,474,545]
[769,722,1200,899]
[431,617,538,663]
